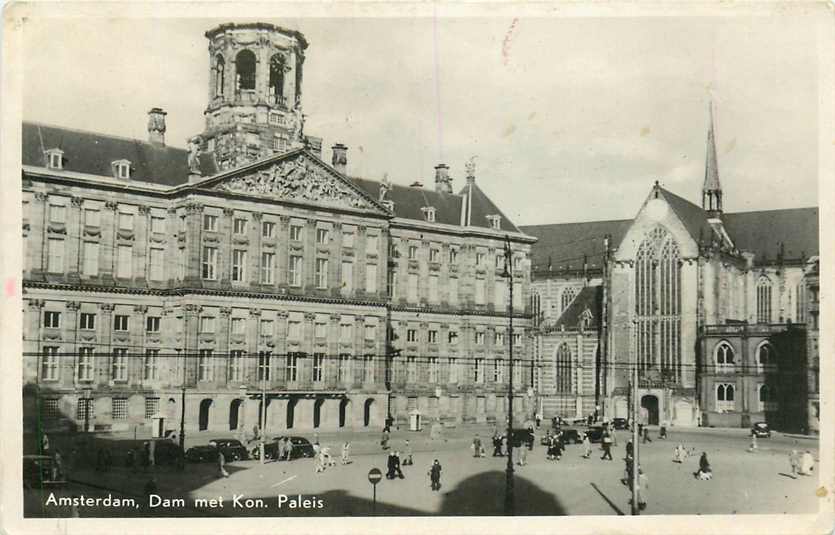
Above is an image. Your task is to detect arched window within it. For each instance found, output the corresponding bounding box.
[714,341,735,370]
[269,54,285,104]
[561,287,577,312]
[555,343,572,393]
[756,276,772,323]
[579,309,593,331]
[215,55,225,97]
[635,226,682,378]
[716,383,735,411]
[758,384,778,411]
[235,50,257,91]
[756,342,776,373]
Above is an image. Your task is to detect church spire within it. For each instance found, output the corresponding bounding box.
[703,101,723,217]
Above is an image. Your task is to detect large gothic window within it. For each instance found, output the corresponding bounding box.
[756,341,776,373]
[269,54,286,104]
[555,343,572,393]
[756,276,772,323]
[235,50,257,91]
[561,287,577,313]
[215,55,225,97]
[634,226,682,380]
[714,341,735,371]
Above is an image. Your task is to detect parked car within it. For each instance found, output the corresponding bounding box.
[751,422,772,438]
[152,440,184,465]
[612,418,629,430]
[585,425,605,443]
[510,428,535,449]
[560,428,583,444]
[23,455,66,489]
[250,436,316,461]
[186,439,249,463]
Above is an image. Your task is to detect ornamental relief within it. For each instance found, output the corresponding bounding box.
[214,157,375,211]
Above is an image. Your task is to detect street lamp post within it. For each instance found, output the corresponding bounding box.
[631,319,640,515]
[83,387,92,434]
[502,235,515,516]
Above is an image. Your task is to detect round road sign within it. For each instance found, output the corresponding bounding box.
[368,467,382,485]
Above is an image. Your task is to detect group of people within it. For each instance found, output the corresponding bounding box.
[789,450,815,478]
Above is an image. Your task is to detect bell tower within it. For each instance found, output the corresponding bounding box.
[197,22,311,172]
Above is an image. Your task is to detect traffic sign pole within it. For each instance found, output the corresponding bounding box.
[367,468,382,515]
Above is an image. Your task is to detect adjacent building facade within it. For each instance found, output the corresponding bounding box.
[21,22,535,437]
[525,109,819,432]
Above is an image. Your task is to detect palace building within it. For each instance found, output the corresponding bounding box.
[21,22,535,437]
[524,109,820,433]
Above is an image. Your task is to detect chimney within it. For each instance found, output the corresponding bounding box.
[147,107,167,145]
[434,163,451,193]
[332,143,348,174]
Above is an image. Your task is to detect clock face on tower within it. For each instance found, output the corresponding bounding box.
[645,198,668,222]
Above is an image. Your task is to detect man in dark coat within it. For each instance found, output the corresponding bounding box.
[386,451,397,479]
[392,451,405,479]
[429,459,442,491]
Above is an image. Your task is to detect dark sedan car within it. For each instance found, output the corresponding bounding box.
[186,439,249,463]
[585,425,605,443]
[250,436,316,461]
[612,418,629,430]
[751,422,772,438]
[152,440,184,465]
[23,455,66,489]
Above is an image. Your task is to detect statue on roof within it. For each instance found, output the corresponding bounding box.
[187,137,202,175]
[465,156,477,179]
[379,173,391,202]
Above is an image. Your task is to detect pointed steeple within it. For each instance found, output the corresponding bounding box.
[703,101,723,217]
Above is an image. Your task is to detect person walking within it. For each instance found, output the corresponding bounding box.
[217,450,229,478]
[141,442,151,473]
[404,440,414,465]
[625,439,634,460]
[695,452,712,480]
[600,429,614,461]
[392,451,405,479]
[428,459,442,491]
[284,438,293,461]
[314,450,326,474]
[582,433,592,459]
[126,448,136,471]
[789,450,800,478]
[636,468,648,511]
[799,450,815,476]
[673,444,686,463]
[386,451,397,479]
[381,427,390,451]
[748,433,758,453]
[472,435,482,458]
[500,435,509,457]
[642,427,652,444]
[517,444,528,466]
[492,434,501,457]
[341,442,351,465]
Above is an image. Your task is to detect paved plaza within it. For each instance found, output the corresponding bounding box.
[25,425,822,517]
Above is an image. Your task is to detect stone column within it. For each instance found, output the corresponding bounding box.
[329,313,341,389]
[132,305,148,388]
[98,303,115,385]
[219,307,232,386]
[135,205,150,285]
[248,308,261,386]
[67,196,83,282]
[278,215,290,288]
[101,201,118,282]
[304,219,316,291]
[29,192,47,278]
[63,300,81,388]
[182,304,201,386]
[251,212,263,288]
[184,203,203,286]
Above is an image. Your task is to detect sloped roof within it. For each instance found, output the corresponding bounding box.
[461,183,522,233]
[657,187,715,244]
[22,122,217,185]
[521,219,631,273]
[555,285,601,331]
[723,207,819,263]
[351,177,463,226]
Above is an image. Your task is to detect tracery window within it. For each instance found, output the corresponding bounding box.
[555,343,572,393]
[560,287,577,313]
[269,54,285,104]
[716,383,735,412]
[756,342,776,373]
[756,276,772,323]
[634,226,681,379]
[235,50,256,91]
[714,341,735,371]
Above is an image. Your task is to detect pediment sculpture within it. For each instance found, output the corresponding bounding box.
[215,156,376,211]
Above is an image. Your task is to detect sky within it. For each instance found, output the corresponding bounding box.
[21,14,820,226]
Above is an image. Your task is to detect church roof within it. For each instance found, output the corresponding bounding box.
[521,218,631,274]
[22,122,218,185]
[656,186,716,244]
[723,207,819,263]
[555,285,601,331]
[703,105,721,193]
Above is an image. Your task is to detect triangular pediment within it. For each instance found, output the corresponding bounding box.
[199,151,389,215]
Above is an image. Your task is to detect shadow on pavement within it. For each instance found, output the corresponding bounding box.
[439,470,566,516]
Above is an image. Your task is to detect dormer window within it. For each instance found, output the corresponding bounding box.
[111,159,131,180]
[44,148,64,170]
[422,206,436,223]
[486,214,502,230]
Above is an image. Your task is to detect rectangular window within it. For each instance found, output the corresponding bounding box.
[83,242,99,276]
[407,273,418,302]
[312,353,324,382]
[202,246,218,280]
[408,245,418,260]
[43,311,61,328]
[406,329,417,343]
[260,319,274,339]
[407,356,417,383]
[475,332,485,345]
[288,320,301,341]
[495,332,505,346]
[449,277,459,306]
[148,216,164,235]
[41,346,59,380]
[233,218,248,235]
[387,268,397,298]
[428,357,439,383]
[474,358,484,383]
[366,264,378,293]
[449,357,458,384]
[513,359,523,386]
[76,398,93,420]
[179,215,186,233]
[231,249,247,282]
[200,316,215,333]
[112,398,127,420]
[428,275,439,303]
[364,324,376,341]
[113,315,129,331]
[338,354,351,383]
[495,281,506,308]
[429,248,439,263]
[366,234,379,255]
[231,317,245,335]
[316,228,330,245]
[494,359,504,383]
[448,330,459,345]
[41,398,59,420]
[84,208,100,227]
[149,248,164,281]
[314,322,327,339]
[342,227,355,248]
[475,278,486,305]
[286,353,299,381]
[315,258,328,288]
[203,214,218,231]
[117,245,132,279]
[258,351,271,381]
[428,330,438,344]
[198,349,213,381]
[476,252,486,266]
[363,355,374,383]
[289,255,303,286]
[340,323,352,342]
[229,350,244,382]
[449,248,458,264]
[262,221,275,239]
[111,348,127,381]
[78,347,94,381]
[49,204,66,224]
[144,397,160,419]
[118,212,133,231]
[341,261,354,293]
[146,316,161,333]
[261,252,275,284]
[513,333,523,347]
[47,239,64,273]
[178,248,186,280]
[290,224,303,241]
[144,349,159,380]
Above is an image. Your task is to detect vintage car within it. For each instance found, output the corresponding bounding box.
[612,418,629,430]
[250,436,316,461]
[751,422,772,438]
[185,439,249,463]
[23,455,66,489]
